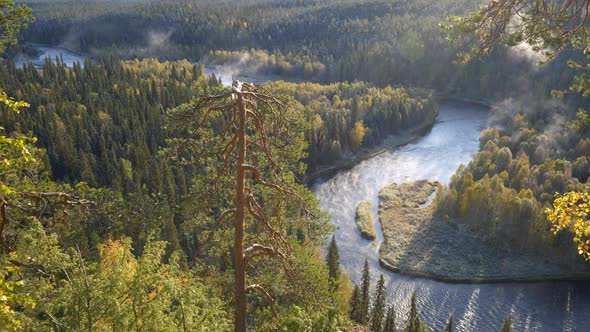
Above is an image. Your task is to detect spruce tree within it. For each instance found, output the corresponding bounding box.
[444,316,454,332]
[383,305,396,332]
[360,258,371,324]
[406,292,420,332]
[371,274,386,332]
[350,284,361,323]
[326,235,341,290]
[501,316,513,332]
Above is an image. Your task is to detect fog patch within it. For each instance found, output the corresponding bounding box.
[508,42,547,65]
[204,53,263,86]
[59,29,83,50]
[147,30,174,50]
[488,94,572,161]
[507,15,548,65]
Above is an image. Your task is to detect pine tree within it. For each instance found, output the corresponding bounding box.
[161,217,182,259]
[370,274,386,332]
[360,258,371,324]
[383,305,396,332]
[444,316,454,332]
[500,316,513,332]
[350,284,361,323]
[406,292,420,332]
[326,235,341,290]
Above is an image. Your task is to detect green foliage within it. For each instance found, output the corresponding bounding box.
[5,221,231,331]
[445,316,454,332]
[0,90,29,113]
[0,92,230,329]
[370,274,386,332]
[279,305,338,332]
[349,284,361,324]
[0,88,33,194]
[383,305,396,332]
[360,258,371,325]
[0,59,436,188]
[326,235,341,290]
[0,0,34,53]
[165,81,354,329]
[443,0,590,262]
[406,292,420,332]
[0,58,353,331]
[0,263,36,331]
[0,58,213,194]
[401,292,430,332]
[500,316,513,332]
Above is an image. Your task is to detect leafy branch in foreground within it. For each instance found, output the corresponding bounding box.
[441,0,590,63]
[546,191,590,260]
[0,0,34,53]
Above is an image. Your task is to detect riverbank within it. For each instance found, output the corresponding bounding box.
[436,94,493,109]
[378,180,590,283]
[304,110,438,184]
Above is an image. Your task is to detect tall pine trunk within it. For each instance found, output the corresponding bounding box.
[234,94,247,332]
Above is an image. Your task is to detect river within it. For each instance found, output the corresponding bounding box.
[312,103,590,331]
[13,44,87,68]
[13,45,590,331]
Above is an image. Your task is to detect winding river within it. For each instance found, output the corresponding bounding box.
[13,45,590,331]
[312,103,590,332]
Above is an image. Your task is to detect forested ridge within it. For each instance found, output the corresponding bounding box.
[2,0,590,331]
[12,0,577,99]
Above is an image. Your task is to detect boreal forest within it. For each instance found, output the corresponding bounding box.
[2,0,590,331]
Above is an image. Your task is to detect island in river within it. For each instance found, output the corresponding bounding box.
[355,200,376,240]
[378,180,590,282]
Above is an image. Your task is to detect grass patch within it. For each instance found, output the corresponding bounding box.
[378,180,590,282]
[355,200,376,240]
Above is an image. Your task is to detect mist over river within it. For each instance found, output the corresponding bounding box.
[13,45,590,331]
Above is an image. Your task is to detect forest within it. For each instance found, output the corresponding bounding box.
[2,0,590,331]
[11,0,577,99]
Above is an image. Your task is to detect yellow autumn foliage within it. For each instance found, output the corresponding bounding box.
[546,191,590,260]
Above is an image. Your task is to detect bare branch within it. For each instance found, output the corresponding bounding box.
[245,284,277,317]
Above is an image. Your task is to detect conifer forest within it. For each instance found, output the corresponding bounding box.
[2,0,590,331]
